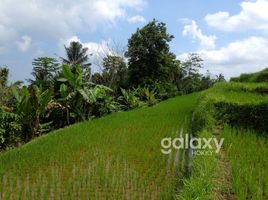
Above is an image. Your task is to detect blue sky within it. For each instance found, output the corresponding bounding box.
[1,0,268,82]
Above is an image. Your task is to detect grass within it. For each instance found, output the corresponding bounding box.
[0,93,198,199]
[176,130,219,200]
[230,67,268,83]
[222,126,268,200]
[179,81,268,199]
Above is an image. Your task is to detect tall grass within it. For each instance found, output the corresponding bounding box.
[0,93,198,199]
[176,130,218,200]
[222,126,268,200]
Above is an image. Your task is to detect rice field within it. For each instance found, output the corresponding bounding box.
[182,81,268,199]
[222,126,268,200]
[0,93,198,199]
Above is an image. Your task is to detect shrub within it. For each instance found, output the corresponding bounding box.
[154,82,179,100]
[137,87,158,106]
[0,107,22,150]
[118,88,143,110]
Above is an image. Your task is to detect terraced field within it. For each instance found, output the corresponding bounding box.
[0,93,198,199]
[178,82,268,200]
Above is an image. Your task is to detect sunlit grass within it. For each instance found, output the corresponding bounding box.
[0,93,198,199]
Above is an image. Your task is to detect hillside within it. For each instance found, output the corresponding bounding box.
[0,93,198,199]
[1,79,268,199]
[230,68,268,83]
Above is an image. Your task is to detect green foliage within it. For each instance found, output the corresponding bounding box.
[154,81,179,99]
[192,82,268,134]
[138,87,158,106]
[12,85,53,140]
[0,84,12,107]
[118,88,142,110]
[57,64,118,120]
[180,53,204,93]
[28,57,59,90]
[0,67,9,87]
[230,68,268,83]
[0,67,13,107]
[125,19,179,87]
[102,55,128,90]
[0,107,22,150]
[61,41,91,69]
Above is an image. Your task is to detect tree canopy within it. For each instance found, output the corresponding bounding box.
[125,19,178,86]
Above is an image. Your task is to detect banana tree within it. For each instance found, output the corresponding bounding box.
[119,88,142,110]
[58,64,117,121]
[12,85,52,140]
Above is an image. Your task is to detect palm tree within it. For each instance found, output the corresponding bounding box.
[60,41,91,69]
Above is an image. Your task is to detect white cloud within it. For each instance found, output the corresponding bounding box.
[0,0,146,41]
[127,15,146,23]
[178,36,268,79]
[205,0,268,32]
[16,35,32,52]
[182,20,217,50]
[63,36,112,56]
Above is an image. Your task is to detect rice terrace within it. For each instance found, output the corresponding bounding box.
[1,0,268,199]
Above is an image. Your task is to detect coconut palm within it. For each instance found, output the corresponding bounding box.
[60,41,91,69]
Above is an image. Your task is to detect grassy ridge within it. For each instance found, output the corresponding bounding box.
[230,68,268,83]
[178,81,268,199]
[193,82,268,134]
[0,93,198,199]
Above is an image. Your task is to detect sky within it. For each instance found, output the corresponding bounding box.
[1,0,268,82]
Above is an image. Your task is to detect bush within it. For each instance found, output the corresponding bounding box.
[0,107,22,150]
[137,87,158,106]
[118,88,143,110]
[154,82,179,100]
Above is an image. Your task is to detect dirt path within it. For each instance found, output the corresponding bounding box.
[213,127,236,200]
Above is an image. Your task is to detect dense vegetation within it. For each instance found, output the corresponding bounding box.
[0,20,223,151]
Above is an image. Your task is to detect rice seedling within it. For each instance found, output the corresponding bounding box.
[222,126,268,200]
[0,93,198,199]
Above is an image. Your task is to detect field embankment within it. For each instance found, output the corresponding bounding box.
[178,82,268,200]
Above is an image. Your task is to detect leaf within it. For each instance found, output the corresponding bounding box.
[78,89,90,103]
[57,78,68,82]
[11,86,20,102]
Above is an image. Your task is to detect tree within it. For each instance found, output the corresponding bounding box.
[61,41,91,69]
[0,67,11,106]
[180,53,203,93]
[0,67,9,87]
[102,55,127,90]
[125,19,178,86]
[216,73,226,82]
[28,57,59,90]
[12,85,52,140]
[57,64,116,122]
